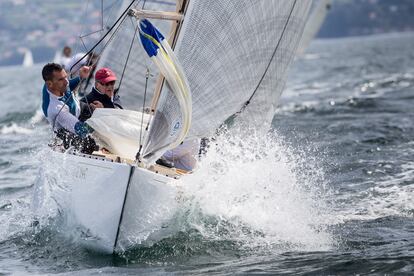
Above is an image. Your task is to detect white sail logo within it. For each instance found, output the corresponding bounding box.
[171,121,181,136]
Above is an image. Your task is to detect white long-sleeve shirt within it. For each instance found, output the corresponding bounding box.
[42,77,90,137]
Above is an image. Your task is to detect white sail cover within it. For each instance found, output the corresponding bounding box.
[87,109,150,160]
[142,0,312,161]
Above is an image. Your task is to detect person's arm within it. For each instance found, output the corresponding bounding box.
[162,140,199,171]
[78,101,92,122]
[68,76,80,91]
[55,104,92,138]
[79,100,103,121]
[67,66,90,91]
[79,66,91,80]
[113,93,123,109]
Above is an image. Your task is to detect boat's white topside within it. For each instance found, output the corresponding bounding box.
[34,148,184,254]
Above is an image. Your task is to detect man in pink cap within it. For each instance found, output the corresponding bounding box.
[80,67,123,120]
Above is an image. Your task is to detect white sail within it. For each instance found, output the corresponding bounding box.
[89,0,312,162]
[142,0,312,162]
[88,19,191,161]
[22,48,34,67]
[298,0,331,55]
[138,19,192,162]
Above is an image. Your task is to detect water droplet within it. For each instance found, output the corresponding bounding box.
[0,202,12,211]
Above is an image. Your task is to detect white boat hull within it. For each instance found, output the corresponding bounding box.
[33,151,179,254]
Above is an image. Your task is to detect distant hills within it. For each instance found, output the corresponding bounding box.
[319,0,414,37]
[0,0,108,66]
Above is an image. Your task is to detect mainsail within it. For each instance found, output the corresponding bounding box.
[141,0,312,162]
[89,0,312,163]
[298,0,331,55]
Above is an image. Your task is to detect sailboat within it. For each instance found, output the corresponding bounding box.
[53,50,61,64]
[33,0,312,254]
[22,48,34,67]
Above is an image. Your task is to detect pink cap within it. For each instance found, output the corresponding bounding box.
[95,67,117,84]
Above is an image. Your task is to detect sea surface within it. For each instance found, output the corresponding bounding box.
[1,32,414,275]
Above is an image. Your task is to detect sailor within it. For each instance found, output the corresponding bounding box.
[59,46,72,71]
[79,67,123,121]
[41,63,102,153]
[159,139,200,171]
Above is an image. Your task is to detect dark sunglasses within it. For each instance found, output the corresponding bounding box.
[98,81,116,86]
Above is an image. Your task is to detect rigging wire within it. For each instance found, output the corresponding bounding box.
[101,0,104,32]
[79,0,143,93]
[79,0,123,43]
[73,0,92,56]
[52,0,138,135]
[79,13,131,117]
[69,0,138,74]
[236,0,298,115]
[136,68,150,161]
[117,19,139,92]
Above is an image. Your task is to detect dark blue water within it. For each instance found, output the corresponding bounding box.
[0,32,413,274]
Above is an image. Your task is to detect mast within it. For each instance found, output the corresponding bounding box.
[128,0,191,162]
[138,0,190,113]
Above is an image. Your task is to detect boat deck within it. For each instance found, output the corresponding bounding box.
[66,149,188,179]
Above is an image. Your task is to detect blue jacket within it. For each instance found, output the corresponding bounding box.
[42,77,91,138]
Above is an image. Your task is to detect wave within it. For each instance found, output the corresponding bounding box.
[29,109,47,125]
[0,123,34,135]
[283,70,414,117]
[175,128,334,252]
[0,108,47,135]
[20,128,334,263]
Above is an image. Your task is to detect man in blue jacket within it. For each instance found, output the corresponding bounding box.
[41,63,102,153]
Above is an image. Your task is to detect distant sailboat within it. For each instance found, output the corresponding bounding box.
[53,50,61,64]
[22,48,34,67]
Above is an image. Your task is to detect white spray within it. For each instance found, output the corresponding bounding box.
[179,127,334,251]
